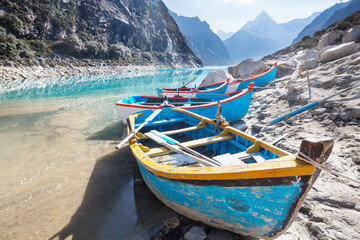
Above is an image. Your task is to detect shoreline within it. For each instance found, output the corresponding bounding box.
[0,62,168,81]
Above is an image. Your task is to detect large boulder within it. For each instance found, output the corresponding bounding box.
[300,49,320,61]
[228,58,268,79]
[199,70,233,87]
[300,58,319,71]
[317,31,344,50]
[319,42,358,63]
[276,61,297,78]
[342,25,360,44]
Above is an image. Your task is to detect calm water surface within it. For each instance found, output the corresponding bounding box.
[0,67,225,239]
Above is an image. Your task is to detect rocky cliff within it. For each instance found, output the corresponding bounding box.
[0,0,202,68]
[169,11,232,66]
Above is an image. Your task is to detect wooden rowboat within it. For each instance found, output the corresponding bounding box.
[158,62,277,97]
[127,108,333,239]
[116,83,254,124]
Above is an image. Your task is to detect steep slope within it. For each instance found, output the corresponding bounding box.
[169,11,232,66]
[322,0,360,29]
[0,0,202,67]
[224,11,317,62]
[216,30,234,41]
[292,1,350,44]
[265,10,360,58]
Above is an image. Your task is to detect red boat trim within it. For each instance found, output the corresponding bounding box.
[116,82,255,110]
[161,80,228,94]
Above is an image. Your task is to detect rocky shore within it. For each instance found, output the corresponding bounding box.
[0,58,187,81]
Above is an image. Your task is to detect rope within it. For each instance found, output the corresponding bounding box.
[296,151,360,185]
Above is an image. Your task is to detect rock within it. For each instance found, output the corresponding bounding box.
[342,25,360,44]
[319,42,358,63]
[313,108,327,116]
[339,112,350,121]
[300,58,318,71]
[329,113,339,120]
[228,58,268,79]
[199,70,233,87]
[350,107,360,119]
[252,124,262,132]
[317,30,343,50]
[184,226,206,240]
[276,61,296,78]
[165,217,180,229]
[274,126,286,135]
[301,49,320,61]
[321,119,333,126]
[352,155,360,163]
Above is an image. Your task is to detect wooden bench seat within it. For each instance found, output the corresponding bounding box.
[135,117,185,128]
[147,134,235,157]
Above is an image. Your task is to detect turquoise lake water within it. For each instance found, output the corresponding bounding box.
[0,67,225,102]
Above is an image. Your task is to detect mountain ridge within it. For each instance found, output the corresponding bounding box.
[292,1,351,44]
[224,11,318,62]
[169,10,232,66]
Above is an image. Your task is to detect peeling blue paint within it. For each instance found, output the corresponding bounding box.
[137,163,303,238]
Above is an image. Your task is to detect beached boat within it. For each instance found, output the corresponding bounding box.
[127,108,334,239]
[158,62,277,97]
[157,78,230,98]
[116,83,254,124]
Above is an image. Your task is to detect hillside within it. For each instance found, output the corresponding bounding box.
[0,0,202,68]
[266,10,360,58]
[169,11,232,66]
[292,1,351,44]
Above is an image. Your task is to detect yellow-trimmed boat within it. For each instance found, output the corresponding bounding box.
[127,108,333,239]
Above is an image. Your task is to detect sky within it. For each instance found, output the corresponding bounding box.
[162,0,350,33]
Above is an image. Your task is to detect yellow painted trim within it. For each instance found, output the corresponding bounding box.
[130,142,315,180]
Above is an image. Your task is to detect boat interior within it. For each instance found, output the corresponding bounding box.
[133,112,285,168]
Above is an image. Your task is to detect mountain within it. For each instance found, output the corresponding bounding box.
[224,11,318,62]
[169,11,232,66]
[224,30,277,62]
[0,0,201,67]
[292,1,351,44]
[322,0,360,29]
[216,30,234,41]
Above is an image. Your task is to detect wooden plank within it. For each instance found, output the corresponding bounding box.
[147,134,235,157]
[134,117,185,128]
[252,153,266,163]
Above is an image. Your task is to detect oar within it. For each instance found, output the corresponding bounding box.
[181,77,197,88]
[115,108,162,149]
[147,130,222,167]
[268,83,360,125]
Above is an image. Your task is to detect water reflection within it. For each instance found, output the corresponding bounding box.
[0,67,225,102]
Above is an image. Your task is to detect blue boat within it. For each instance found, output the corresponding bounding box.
[158,62,277,97]
[127,108,334,239]
[116,83,254,124]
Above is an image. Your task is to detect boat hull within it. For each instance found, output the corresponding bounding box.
[136,162,310,239]
[228,64,277,93]
[116,84,254,124]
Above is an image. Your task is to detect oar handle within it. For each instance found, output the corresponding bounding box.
[268,102,319,125]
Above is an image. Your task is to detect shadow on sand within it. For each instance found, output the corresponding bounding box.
[50,146,173,240]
